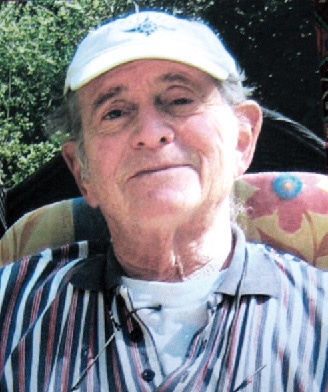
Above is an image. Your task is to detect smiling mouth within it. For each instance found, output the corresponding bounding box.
[131,165,190,179]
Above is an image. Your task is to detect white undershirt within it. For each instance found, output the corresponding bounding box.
[121,268,226,375]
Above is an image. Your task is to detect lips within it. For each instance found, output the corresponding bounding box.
[130,164,191,179]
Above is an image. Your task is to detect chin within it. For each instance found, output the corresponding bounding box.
[132,197,200,227]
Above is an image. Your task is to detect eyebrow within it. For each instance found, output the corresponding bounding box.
[93,85,127,110]
[91,72,198,111]
[159,72,197,88]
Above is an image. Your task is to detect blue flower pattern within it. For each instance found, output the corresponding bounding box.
[272,174,303,200]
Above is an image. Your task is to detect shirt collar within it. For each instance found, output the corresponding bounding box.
[69,226,280,298]
[217,226,280,298]
[69,243,123,291]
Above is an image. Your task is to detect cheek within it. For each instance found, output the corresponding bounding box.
[83,135,124,187]
[183,110,239,162]
[87,132,121,162]
[184,112,240,196]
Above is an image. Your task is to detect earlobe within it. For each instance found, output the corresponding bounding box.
[62,141,99,208]
[234,100,263,177]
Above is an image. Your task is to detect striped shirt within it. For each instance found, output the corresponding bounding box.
[0,227,327,391]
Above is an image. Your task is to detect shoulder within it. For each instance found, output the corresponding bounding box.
[0,240,108,375]
[0,240,108,314]
[248,241,328,293]
[0,242,84,287]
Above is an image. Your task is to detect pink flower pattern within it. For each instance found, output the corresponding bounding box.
[238,172,328,268]
[244,173,328,233]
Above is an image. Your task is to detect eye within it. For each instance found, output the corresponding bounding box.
[104,109,124,120]
[171,97,194,106]
[95,102,137,135]
[157,85,201,117]
[158,92,199,117]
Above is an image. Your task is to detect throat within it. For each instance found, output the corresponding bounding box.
[111,223,234,282]
[173,256,186,280]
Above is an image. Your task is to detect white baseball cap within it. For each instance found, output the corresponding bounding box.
[64,11,240,93]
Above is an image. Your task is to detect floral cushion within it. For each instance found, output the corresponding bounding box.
[234,172,328,269]
[1,172,328,269]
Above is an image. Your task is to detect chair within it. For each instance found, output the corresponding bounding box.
[234,171,328,269]
[1,171,328,269]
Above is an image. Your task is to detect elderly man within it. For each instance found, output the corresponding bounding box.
[0,10,327,392]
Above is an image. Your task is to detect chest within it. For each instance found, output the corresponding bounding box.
[1,289,323,392]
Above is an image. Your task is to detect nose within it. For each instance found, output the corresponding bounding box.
[131,106,175,149]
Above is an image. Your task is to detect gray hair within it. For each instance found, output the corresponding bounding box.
[47,90,88,177]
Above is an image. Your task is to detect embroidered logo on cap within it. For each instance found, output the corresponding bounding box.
[124,16,174,36]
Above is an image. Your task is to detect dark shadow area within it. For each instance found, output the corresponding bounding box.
[205,0,323,137]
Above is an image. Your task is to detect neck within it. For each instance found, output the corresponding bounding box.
[108,208,234,282]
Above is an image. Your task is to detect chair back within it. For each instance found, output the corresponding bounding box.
[1,172,328,269]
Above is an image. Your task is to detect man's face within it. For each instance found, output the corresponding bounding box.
[66,60,260,232]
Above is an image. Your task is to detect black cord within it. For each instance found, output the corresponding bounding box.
[70,294,162,391]
[232,365,267,392]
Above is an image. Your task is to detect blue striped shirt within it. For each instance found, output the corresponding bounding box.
[0,228,327,391]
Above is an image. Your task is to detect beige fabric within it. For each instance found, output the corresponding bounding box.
[0,199,74,265]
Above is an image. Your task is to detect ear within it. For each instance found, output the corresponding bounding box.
[62,141,99,208]
[233,100,262,178]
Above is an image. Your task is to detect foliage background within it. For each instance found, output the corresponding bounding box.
[0,0,323,189]
[0,0,213,188]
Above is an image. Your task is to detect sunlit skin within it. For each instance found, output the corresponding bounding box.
[63,60,262,281]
